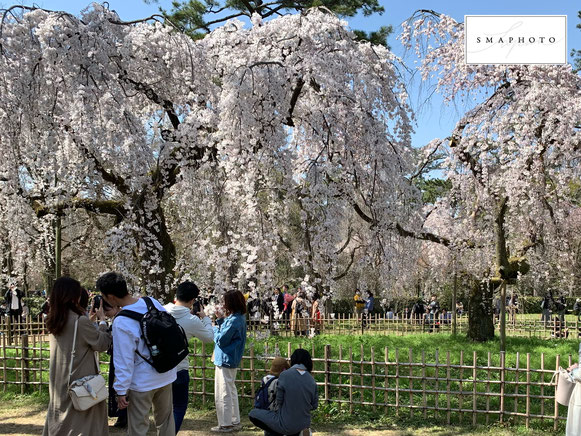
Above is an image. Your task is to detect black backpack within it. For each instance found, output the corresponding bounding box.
[254,376,278,409]
[118,297,189,373]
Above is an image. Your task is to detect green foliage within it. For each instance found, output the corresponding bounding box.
[352,25,393,48]
[520,296,580,314]
[151,0,391,46]
[414,177,452,205]
[21,296,45,315]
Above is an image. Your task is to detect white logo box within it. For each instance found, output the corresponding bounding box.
[464,15,567,65]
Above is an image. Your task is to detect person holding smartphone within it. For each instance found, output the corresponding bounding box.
[164,281,214,433]
[211,290,247,433]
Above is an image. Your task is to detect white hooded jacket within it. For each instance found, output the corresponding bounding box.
[164,303,214,371]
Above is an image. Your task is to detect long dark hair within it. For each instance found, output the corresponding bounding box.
[46,277,85,335]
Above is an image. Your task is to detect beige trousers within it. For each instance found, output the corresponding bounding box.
[214,366,240,427]
[127,383,175,436]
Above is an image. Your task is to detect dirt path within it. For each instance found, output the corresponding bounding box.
[0,401,549,436]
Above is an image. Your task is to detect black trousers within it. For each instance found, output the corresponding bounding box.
[248,415,301,436]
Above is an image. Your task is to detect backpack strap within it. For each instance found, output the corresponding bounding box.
[142,296,156,312]
[116,304,154,366]
[264,376,277,407]
[117,309,143,322]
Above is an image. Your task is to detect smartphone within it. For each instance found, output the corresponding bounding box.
[91,295,102,312]
[192,301,202,314]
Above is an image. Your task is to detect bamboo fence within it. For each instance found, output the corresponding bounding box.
[0,334,572,430]
[1,314,578,341]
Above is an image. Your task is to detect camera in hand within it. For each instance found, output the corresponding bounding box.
[92,295,112,312]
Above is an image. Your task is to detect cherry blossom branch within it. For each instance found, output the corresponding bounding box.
[33,198,126,221]
[333,244,362,280]
[63,125,131,195]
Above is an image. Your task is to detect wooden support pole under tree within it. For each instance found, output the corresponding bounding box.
[55,214,62,280]
[452,256,458,336]
[500,280,507,352]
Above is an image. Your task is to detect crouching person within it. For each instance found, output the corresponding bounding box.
[249,349,318,436]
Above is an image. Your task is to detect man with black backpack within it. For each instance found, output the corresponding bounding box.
[97,272,182,436]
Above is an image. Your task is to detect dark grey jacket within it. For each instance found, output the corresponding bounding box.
[249,364,318,434]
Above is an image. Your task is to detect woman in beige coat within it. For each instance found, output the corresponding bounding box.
[290,290,308,336]
[43,277,112,436]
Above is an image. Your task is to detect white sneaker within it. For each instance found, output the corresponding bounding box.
[211,425,234,433]
[231,422,241,430]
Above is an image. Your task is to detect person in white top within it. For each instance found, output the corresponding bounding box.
[97,272,176,436]
[4,283,23,328]
[164,281,214,433]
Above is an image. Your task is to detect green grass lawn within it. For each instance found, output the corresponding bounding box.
[1,333,577,433]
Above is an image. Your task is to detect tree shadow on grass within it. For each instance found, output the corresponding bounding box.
[0,423,45,434]
[0,405,46,423]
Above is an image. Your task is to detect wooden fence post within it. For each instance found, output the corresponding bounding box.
[349,346,353,414]
[360,344,364,406]
[472,351,477,426]
[434,349,439,419]
[250,345,256,401]
[384,347,389,415]
[514,352,520,421]
[6,317,11,345]
[486,351,491,424]
[371,346,376,412]
[324,344,330,404]
[554,354,560,431]
[459,350,464,424]
[446,351,451,425]
[395,349,400,417]
[338,344,343,409]
[540,353,545,420]
[526,353,531,429]
[201,342,207,405]
[500,351,505,424]
[2,334,6,392]
[422,349,427,420]
[21,334,29,394]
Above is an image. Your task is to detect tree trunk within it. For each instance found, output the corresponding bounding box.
[134,200,176,301]
[467,280,495,341]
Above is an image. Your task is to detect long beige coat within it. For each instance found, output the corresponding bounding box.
[290,298,308,334]
[43,311,112,436]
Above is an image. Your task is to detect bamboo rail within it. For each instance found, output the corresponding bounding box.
[3,314,580,340]
[0,335,570,429]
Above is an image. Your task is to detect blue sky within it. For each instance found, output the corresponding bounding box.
[4,0,580,149]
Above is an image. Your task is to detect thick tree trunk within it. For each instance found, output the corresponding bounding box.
[467,280,495,341]
[134,200,176,301]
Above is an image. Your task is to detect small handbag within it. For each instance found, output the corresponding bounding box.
[553,366,576,406]
[68,317,107,411]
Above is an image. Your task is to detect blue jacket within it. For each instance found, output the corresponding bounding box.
[365,297,374,312]
[213,313,247,368]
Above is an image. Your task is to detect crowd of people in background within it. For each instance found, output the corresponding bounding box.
[38,273,318,435]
